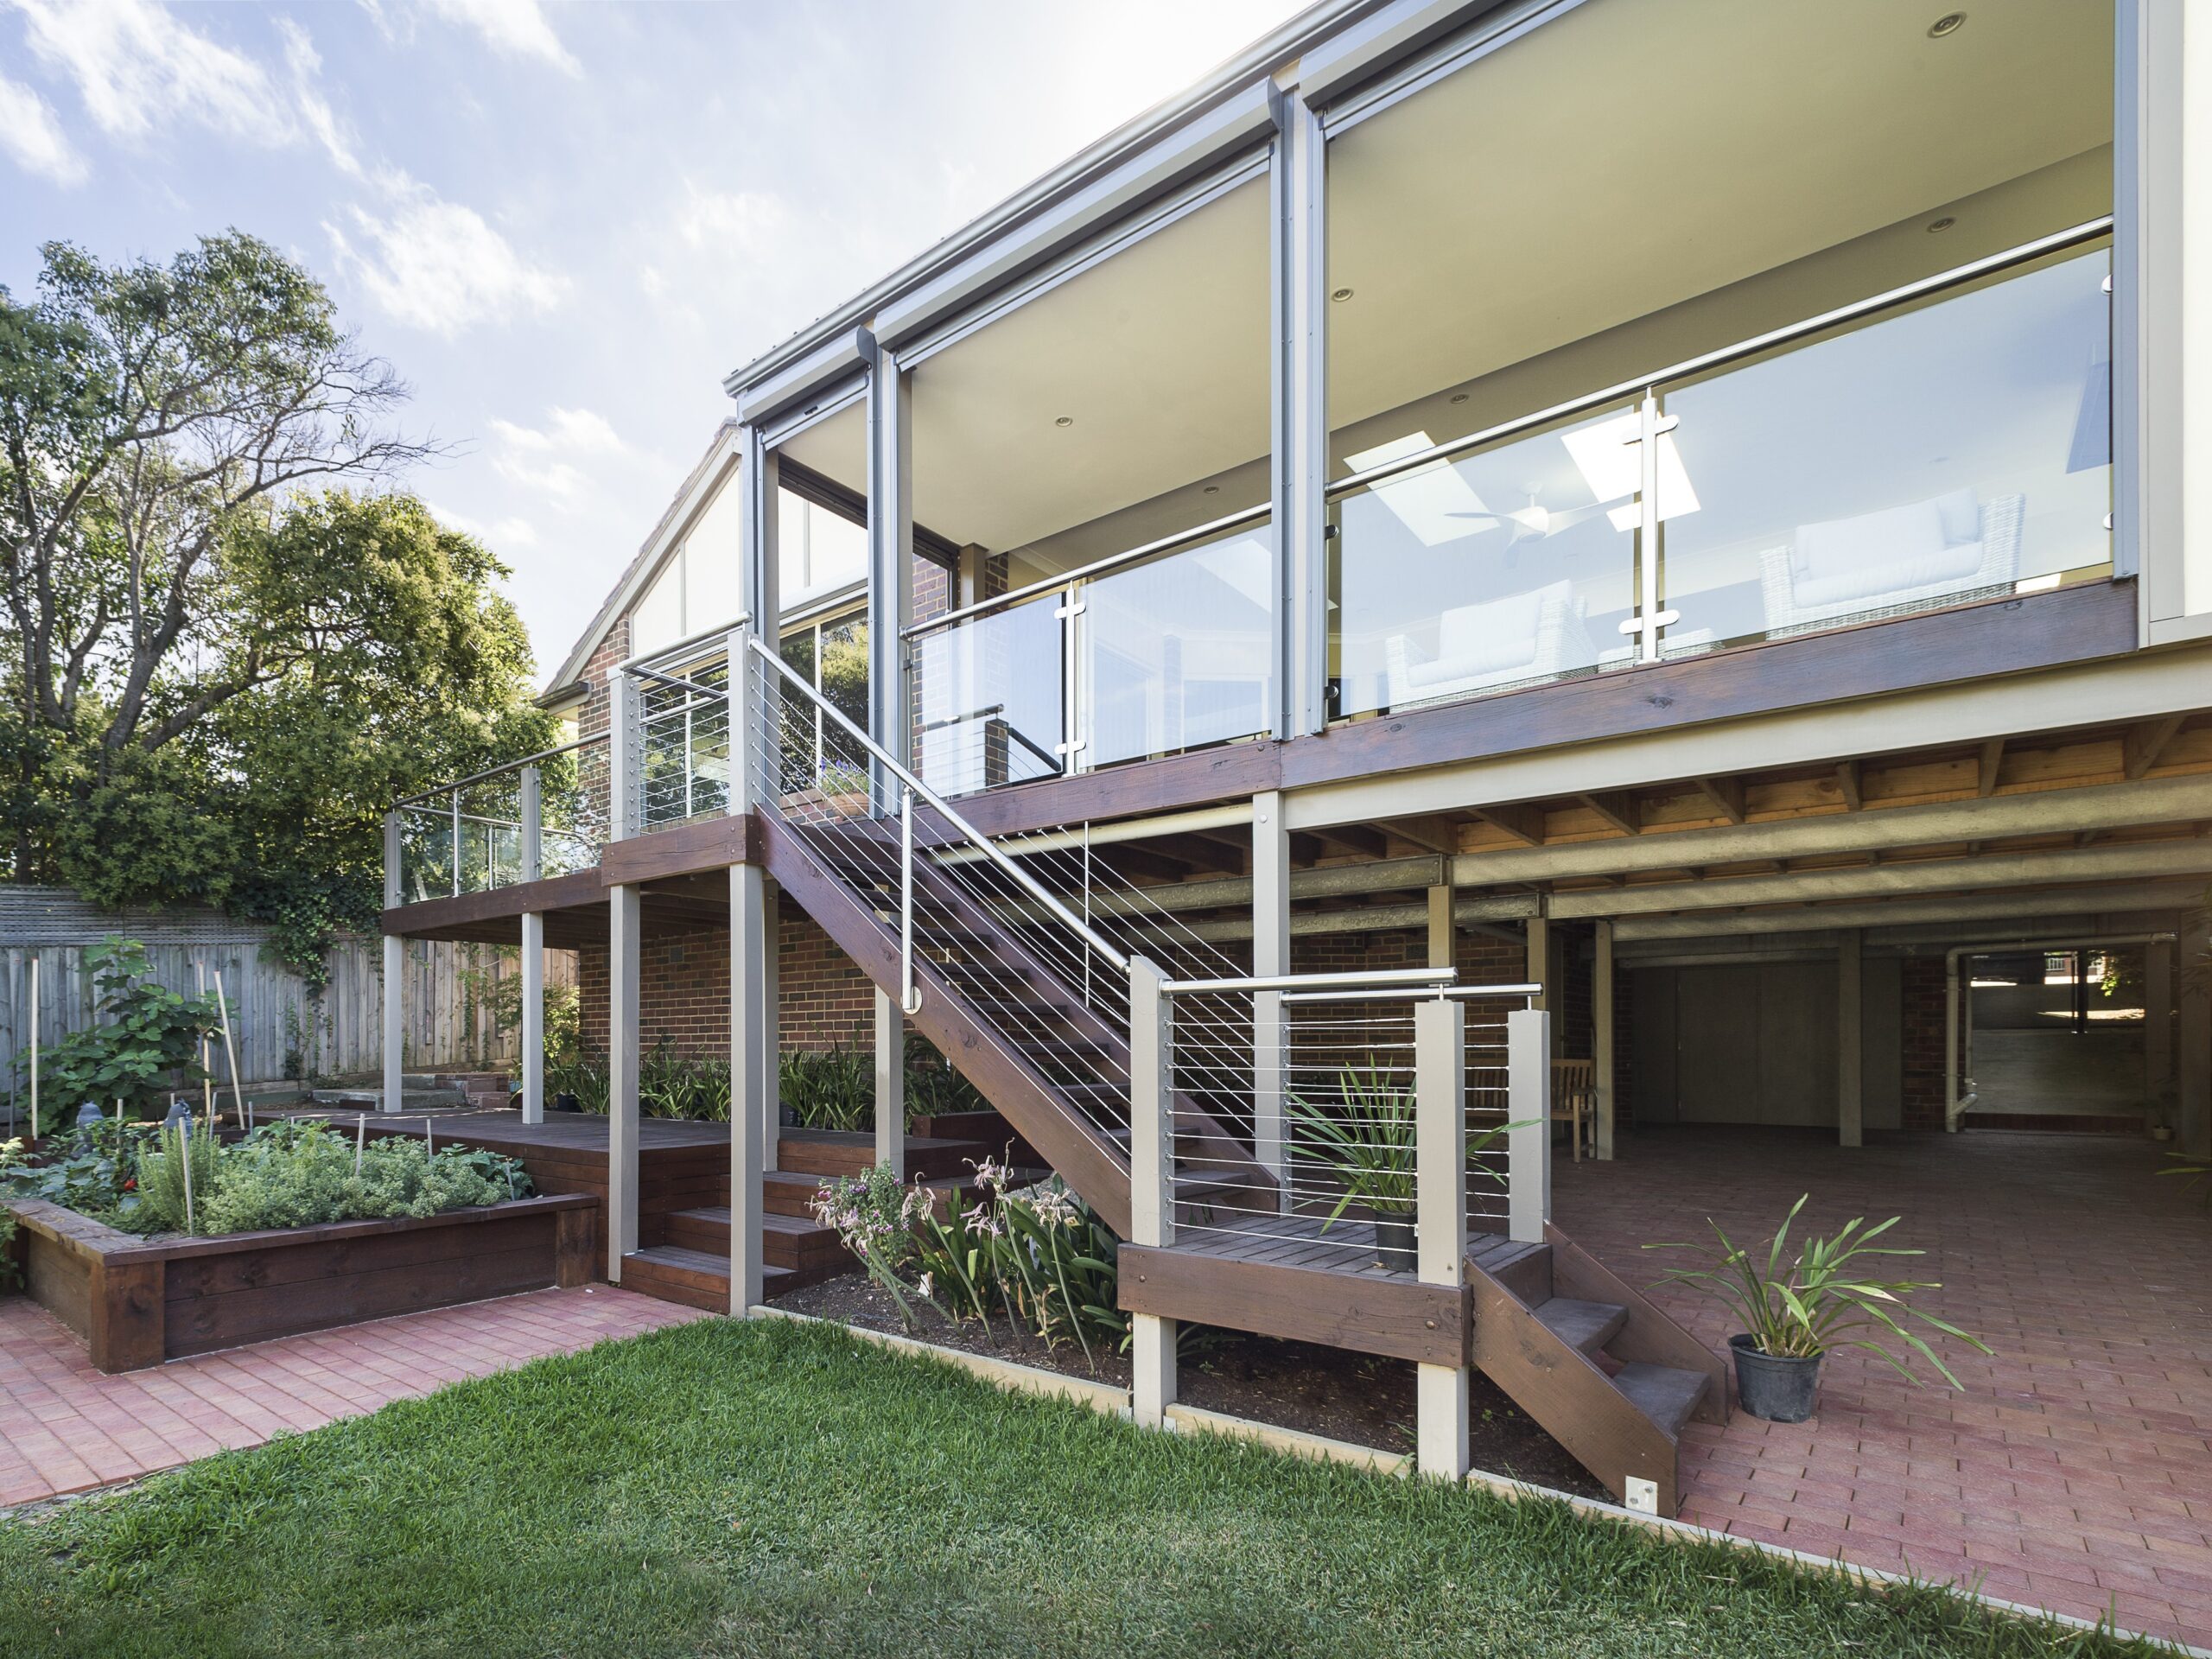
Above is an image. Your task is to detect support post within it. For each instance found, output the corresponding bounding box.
[1251,791,1291,1203]
[1129,957,1177,1427]
[874,989,906,1179]
[1268,81,1328,739]
[762,880,781,1173]
[1943,954,1961,1132]
[1506,1007,1551,1243]
[1427,882,1454,969]
[1526,912,1549,1018]
[1592,918,1616,1160]
[1414,995,1469,1480]
[607,882,641,1280]
[2180,912,2211,1158]
[1838,930,1863,1148]
[381,811,404,1116]
[866,337,914,803]
[731,862,770,1313]
[2146,937,2175,1104]
[519,765,544,1125]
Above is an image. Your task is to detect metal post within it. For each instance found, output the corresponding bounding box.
[731,862,769,1312]
[874,990,906,1180]
[1943,955,1961,1132]
[1592,918,1616,1160]
[1621,389,1681,664]
[1055,582,1086,774]
[866,334,913,810]
[27,954,37,1141]
[1414,995,1470,1478]
[1506,1007,1551,1243]
[1251,791,1290,1204]
[608,668,639,842]
[1268,79,1328,739]
[607,882,641,1280]
[1129,957,1176,1427]
[520,765,543,1124]
[450,789,462,897]
[899,788,919,1017]
[381,934,405,1116]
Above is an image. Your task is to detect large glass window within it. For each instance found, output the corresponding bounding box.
[1323,0,2113,714]
[907,173,1273,792]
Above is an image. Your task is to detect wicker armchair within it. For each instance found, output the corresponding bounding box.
[1758,490,2023,638]
[1384,579,1598,711]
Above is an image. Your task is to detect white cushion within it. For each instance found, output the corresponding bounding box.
[1409,581,1568,685]
[1789,493,1986,608]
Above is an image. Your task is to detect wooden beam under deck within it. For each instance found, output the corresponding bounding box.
[1119,1241,1468,1368]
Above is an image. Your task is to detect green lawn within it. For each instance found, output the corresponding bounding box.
[0,1317,2165,1659]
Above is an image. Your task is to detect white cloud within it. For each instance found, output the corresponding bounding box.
[484,406,630,506]
[326,175,568,336]
[421,0,580,77]
[427,499,540,550]
[0,69,84,184]
[276,19,362,179]
[675,184,792,261]
[8,0,291,145]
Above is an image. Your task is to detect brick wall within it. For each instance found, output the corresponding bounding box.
[1900,954,1950,1132]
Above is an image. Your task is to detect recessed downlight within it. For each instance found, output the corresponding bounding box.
[1053,415,1073,427]
[1449,393,1469,405]
[1926,216,1955,233]
[1331,287,1354,302]
[1202,485,1219,494]
[1928,11,1965,37]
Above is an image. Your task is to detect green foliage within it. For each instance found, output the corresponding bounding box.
[0,1115,155,1212]
[903,1033,985,1121]
[130,1122,221,1235]
[545,1048,609,1113]
[779,1043,873,1131]
[2159,1154,2210,1207]
[1645,1194,1993,1387]
[124,1119,533,1236]
[639,1043,731,1121]
[20,938,224,1120]
[2,233,553,977]
[0,1206,16,1293]
[811,1161,1135,1371]
[1291,1058,1528,1235]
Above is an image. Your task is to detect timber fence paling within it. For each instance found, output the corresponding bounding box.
[2,887,574,1109]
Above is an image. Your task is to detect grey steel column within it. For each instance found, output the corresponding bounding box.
[1251,791,1290,1203]
[381,812,404,1115]
[520,765,543,1125]
[1268,83,1328,739]
[866,341,916,1180]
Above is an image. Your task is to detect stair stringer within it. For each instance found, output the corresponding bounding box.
[1467,1248,1692,1516]
[1545,1223,1727,1427]
[758,814,1134,1236]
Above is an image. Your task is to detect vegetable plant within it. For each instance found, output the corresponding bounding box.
[1645,1194,1991,1387]
[19,938,226,1120]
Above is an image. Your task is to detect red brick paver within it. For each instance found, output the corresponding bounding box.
[0,1287,707,1509]
[1559,1128,2212,1649]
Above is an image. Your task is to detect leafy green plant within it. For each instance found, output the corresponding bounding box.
[0,1208,17,1293]
[1645,1195,1991,1387]
[21,938,226,1120]
[809,1162,925,1327]
[130,1122,223,1235]
[545,1047,611,1112]
[0,1116,156,1213]
[780,1043,874,1132]
[903,1033,985,1123]
[2160,1154,2210,1207]
[1291,1060,1417,1222]
[639,1043,732,1121]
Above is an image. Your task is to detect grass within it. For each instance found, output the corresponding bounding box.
[0,1317,2171,1659]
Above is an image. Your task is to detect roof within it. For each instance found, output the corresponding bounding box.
[539,419,745,705]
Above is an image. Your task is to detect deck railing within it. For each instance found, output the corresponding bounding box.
[1135,968,1551,1275]
[385,733,610,905]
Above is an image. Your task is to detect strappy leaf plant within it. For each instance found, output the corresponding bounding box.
[1646,1195,1991,1388]
[1290,1060,1529,1230]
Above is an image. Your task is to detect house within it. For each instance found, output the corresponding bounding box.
[378,0,2211,1564]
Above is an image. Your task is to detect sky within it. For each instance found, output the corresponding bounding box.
[0,0,1306,681]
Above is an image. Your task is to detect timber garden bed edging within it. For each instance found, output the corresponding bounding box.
[750,1304,2196,1656]
[7,1192,598,1371]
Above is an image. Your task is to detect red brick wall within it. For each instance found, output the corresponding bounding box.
[1900,954,1950,1132]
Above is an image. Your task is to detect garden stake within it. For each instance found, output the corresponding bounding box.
[180,1117,195,1236]
[213,969,248,1129]
[355,1112,366,1174]
[195,958,215,1127]
[27,954,37,1141]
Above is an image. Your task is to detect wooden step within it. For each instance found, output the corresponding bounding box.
[619,1245,798,1312]
[664,1206,848,1274]
[1534,1296,1629,1357]
[774,1128,987,1181]
[1467,1233,1551,1304]
[1611,1363,1712,1441]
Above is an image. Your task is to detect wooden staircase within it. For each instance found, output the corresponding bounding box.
[1466,1226,1726,1514]
[748,802,1726,1515]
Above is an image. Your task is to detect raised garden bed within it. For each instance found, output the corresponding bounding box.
[7,1192,597,1372]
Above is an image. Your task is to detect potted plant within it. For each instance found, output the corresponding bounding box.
[1647,1195,1990,1423]
[1293,1061,1417,1267]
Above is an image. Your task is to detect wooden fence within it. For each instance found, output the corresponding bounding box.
[2,887,575,1118]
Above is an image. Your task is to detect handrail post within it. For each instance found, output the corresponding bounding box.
[899,788,920,1017]
[608,666,639,842]
[449,789,461,897]
[381,811,404,1121]
[1129,957,1176,1427]
[1507,1007,1552,1243]
[519,766,544,1125]
[1414,995,1469,1479]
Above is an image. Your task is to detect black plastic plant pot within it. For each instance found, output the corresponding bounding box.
[1730,1332,1822,1422]
[552,1092,582,1113]
[1372,1214,1416,1271]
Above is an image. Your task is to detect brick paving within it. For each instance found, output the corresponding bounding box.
[1558,1128,2212,1649]
[0,1286,707,1510]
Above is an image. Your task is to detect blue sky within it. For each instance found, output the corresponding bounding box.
[0,0,1303,676]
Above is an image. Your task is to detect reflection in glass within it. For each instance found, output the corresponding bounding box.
[1085,527,1274,768]
[916,599,1064,797]
[1661,250,2111,645]
[1330,409,1637,718]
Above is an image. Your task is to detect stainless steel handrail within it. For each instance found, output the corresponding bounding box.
[1328,215,2113,500]
[620,611,753,675]
[390,731,607,810]
[1280,982,1542,1004]
[903,501,1271,639]
[747,634,1133,971]
[1159,966,1455,996]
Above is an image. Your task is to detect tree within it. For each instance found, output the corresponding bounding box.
[1,234,556,971]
